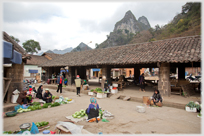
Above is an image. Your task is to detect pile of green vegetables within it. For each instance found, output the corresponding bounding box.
[95,88,103,93]
[186,101,200,110]
[90,89,94,92]
[72,109,87,119]
[35,121,49,127]
[17,108,31,113]
[51,102,60,107]
[42,103,52,108]
[27,105,42,111]
[3,131,13,134]
[99,109,104,119]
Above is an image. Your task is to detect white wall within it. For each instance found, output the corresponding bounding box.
[24,65,42,79]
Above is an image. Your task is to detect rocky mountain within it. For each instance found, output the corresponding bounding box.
[37,47,73,55]
[96,10,151,49]
[71,42,92,52]
[52,47,73,54]
[129,2,201,43]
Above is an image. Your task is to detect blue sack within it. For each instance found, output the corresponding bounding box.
[14,105,21,112]
[30,122,39,134]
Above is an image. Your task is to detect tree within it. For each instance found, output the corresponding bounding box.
[10,35,20,43]
[125,29,129,34]
[95,43,99,48]
[22,40,41,54]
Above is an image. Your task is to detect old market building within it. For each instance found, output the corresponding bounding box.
[40,35,201,97]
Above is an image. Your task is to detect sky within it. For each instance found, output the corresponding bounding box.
[2,1,188,53]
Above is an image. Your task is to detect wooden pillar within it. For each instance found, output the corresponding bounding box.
[134,67,140,82]
[101,65,111,89]
[158,63,171,97]
[68,67,75,86]
[178,66,185,79]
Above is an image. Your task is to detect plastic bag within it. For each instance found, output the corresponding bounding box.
[30,122,39,134]
[20,104,28,109]
[13,89,20,95]
[55,121,83,134]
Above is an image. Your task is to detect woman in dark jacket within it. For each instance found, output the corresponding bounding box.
[86,98,100,123]
[36,85,43,99]
[152,89,162,105]
[43,88,52,103]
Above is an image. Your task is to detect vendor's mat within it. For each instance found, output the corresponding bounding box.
[65,116,86,123]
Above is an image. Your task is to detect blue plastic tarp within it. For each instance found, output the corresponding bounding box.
[10,50,22,64]
[3,40,13,58]
[3,40,22,64]
[29,70,38,73]
[92,68,100,72]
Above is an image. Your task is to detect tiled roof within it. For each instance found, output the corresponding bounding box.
[3,31,27,57]
[40,35,201,67]
[26,55,49,65]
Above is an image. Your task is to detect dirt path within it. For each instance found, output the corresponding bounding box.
[3,88,201,134]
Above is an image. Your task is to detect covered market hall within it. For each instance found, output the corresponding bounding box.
[40,35,201,97]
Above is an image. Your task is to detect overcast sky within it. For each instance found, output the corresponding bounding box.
[3,1,188,53]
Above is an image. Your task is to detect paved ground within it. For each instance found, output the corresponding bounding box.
[3,88,201,134]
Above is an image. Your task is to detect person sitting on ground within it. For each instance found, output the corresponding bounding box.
[28,85,32,94]
[43,88,53,103]
[151,89,162,107]
[36,85,43,99]
[86,98,100,123]
[17,87,30,105]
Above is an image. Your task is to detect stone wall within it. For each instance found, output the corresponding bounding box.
[158,63,171,96]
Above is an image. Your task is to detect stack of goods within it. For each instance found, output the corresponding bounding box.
[111,84,118,94]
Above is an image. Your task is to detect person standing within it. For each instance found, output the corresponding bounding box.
[75,75,82,96]
[57,76,63,93]
[139,73,145,92]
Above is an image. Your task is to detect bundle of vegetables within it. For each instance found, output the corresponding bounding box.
[99,109,104,119]
[27,105,42,111]
[72,109,87,119]
[3,131,13,134]
[42,103,52,108]
[90,89,94,92]
[52,95,56,99]
[28,95,32,100]
[35,121,49,127]
[17,108,31,113]
[51,102,60,107]
[95,88,102,92]
[97,90,103,93]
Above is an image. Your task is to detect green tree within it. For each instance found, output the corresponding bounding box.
[95,43,99,48]
[22,40,41,54]
[125,29,129,34]
[10,35,20,43]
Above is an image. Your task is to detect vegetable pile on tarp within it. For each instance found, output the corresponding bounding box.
[35,121,49,127]
[17,108,31,113]
[72,109,87,119]
[95,88,102,92]
[51,102,60,107]
[42,103,52,108]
